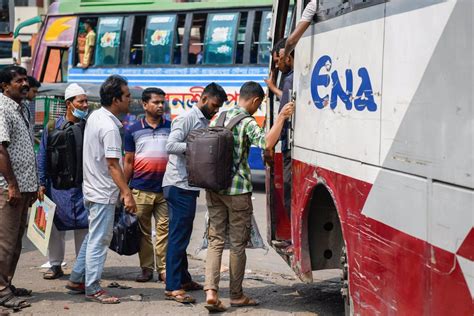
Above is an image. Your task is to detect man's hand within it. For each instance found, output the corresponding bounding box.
[27,192,37,207]
[38,186,46,202]
[279,102,295,120]
[264,70,276,89]
[7,183,21,207]
[263,149,275,167]
[122,190,137,214]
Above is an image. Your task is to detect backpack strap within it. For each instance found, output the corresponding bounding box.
[226,113,252,130]
[215,111,227,127]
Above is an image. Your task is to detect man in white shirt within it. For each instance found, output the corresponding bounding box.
[283,0,317,59]
[66,75,136,304]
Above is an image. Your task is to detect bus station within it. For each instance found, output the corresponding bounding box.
[0,0,472,315]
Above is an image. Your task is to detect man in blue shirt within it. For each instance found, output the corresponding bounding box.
[162,83,227,304]
[124,88,171,283]
[37,83,89,280]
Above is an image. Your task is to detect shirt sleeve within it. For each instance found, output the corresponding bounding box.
[0,106,11,145]
[244,118,266,149]
[123,128,135,153]
[103,129,122,159]
[300,0,317,23]
[166,115,188,155]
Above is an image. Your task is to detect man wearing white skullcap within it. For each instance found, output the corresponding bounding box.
[37,83,89,280]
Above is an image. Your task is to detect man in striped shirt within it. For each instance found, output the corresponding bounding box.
[124,88,171,283]
[204,81,294,311]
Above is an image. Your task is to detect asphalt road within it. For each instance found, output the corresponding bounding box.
[10,182,344,315]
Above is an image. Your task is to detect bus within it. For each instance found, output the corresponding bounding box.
[30,0,294,172]
[267,0,473,315]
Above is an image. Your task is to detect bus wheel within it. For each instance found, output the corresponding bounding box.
[340,245,351,316]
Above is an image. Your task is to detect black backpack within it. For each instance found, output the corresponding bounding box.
[186,111,251,191]
[109,205,141,256]
[46,118,86,190]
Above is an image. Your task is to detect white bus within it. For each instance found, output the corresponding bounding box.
[267,0,473,314]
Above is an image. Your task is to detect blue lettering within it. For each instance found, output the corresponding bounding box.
[310,56,377,112]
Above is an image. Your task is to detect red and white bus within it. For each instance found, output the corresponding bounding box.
[267,0,472,314]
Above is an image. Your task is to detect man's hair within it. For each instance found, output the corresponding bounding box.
[100,75,128,107]
[27,76,41,88]
[84,19,95,28]
[202,82,227,104]
[239,81,265,101]
[142,87,165,102]
[272,38,287,55]
[0,65,27,85]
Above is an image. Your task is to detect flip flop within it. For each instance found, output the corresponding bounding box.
[107,282,131,290]
[85,290,120,304]
[204,299,227,313]
[164,290,195,304]
[230,296,259,307]
[0,293,30,311]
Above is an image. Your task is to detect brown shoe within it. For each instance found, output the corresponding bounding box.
[135,268,153,282]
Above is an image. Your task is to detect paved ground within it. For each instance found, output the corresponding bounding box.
[9,182,344,315]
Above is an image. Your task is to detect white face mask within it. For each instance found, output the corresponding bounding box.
[71,105,89,119]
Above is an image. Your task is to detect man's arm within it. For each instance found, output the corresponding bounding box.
[265,102,294,150]
[37,125,49,201]
[123,152,135,184]
[0,144,21,206]
[283,1,315,58]
[107,158,136,213]
[166,116,189,155]
[264,70,283,98]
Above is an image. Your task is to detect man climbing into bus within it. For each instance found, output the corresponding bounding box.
[123,88,171,284]
[162,83,227,304]
[264,38,287,99]
[37,83,89,281]
[203,82,294,312]
[81,20,96,68]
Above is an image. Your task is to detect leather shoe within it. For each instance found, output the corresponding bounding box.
[136,268,153,282]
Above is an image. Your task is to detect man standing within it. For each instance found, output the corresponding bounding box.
[123,88,171,283]
[66,75,136,304]
[81,20,96,68]
[0,66,38,310]
[37,83,89,280]
[204,82,294,312]
[162,82,227,304]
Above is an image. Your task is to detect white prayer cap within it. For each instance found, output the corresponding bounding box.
[64,83,86,100]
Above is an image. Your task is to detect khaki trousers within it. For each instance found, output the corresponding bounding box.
[204,191,253,299]
[0,189,32,293]
[133,189,168,273]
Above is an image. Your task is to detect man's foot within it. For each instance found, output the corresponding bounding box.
[164,290,195,304]
[65,281,85,294]
[158,272,166,283]
[135,268,153,283]
[182,281,203,291]
[43,265,64,280]
[205,290,227,313]
[9,286,31,297]
[230,295,259,307]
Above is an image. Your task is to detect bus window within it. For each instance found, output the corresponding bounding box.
[203,13,239,65]
[188,13,207,65]
[257,11,271,65]
[76,18,98,67]
[173,14,186,64]
[95,17,123,66]
[40,47,68,83]
[130,16,146,65]
[144,14,177,65]
[235,12,247,64]
[0,0,12,33]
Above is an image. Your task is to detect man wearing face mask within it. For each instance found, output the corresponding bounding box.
[162,82,227,304]
[37,83,89,280]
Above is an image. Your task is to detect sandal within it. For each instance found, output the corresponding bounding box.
[181,281,203,291]
[9,286,32,297]
[43,265,64,280]
[65,282,85,294]
[230,295,259,307]
[205,299,227,313]
[0,292,30,310]
[85,290,120,304]
[164,290,195,304]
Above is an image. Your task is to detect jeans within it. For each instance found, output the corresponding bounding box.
[69,201,115,295]
[163,186,199,291]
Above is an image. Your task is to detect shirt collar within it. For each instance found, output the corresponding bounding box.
[192,105,208,121]
[233,105,250,116]
[100,107,123,128]
[0,93,20,110]
[142,117,166,129]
